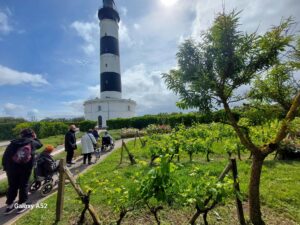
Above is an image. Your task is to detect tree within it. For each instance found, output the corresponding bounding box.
[163,10,300,224]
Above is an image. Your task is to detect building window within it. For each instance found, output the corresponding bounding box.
[98,106,102,111]
[128,105,130,111]
[105,63,108,67]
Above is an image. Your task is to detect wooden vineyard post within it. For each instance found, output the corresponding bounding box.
[134,131,138,147]
[119,140,124,165]
[230,159,246,225]
[56,159,66,222]
[122,140,137,165]
[138,132,145,147]
[64,167,101,225]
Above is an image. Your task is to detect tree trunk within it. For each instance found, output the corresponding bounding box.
[203,212,208,225]
[189,152,193,162]
[249,154,265,225]
[190,208,201,225]
[206,151,210,162]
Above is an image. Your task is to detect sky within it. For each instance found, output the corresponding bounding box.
[0,0,299,120]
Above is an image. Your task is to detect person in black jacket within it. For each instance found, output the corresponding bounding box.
[64,125,77,166]
[36,145,59,179]
[2,128,43,214]
[92,127,100,141]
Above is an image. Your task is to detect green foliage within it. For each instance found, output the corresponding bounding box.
[163,11,294,113]
[13,122,68,139]
[249,63,300,111]
[107,110,240,130]
[0,123,18,140]
[78,120,97,132]
[179,171,232,209]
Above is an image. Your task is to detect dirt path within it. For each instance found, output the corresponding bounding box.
[0,138,133,225]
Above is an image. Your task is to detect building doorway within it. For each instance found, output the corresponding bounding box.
[98,115,102,128]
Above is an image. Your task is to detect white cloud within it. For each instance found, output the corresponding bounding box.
[87,85,100,98]
[0,9,12,35]
[0,64,49,86]
[120,6,128,17]
[122,64,182,115]
[70,20,98,55]
[133,23,140,30]
[62,99,85,113]
[3,103,24,116]
[119,21,134,47]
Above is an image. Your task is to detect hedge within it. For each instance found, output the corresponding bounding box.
[0,123,19,140]
[13,122,68,139]
[78,120,97,132]
[107,110,240,130]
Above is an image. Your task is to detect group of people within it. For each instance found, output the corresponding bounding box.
[65,125,113,166]
[2,124,114,215]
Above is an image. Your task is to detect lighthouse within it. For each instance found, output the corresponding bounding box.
[83,0,136,127]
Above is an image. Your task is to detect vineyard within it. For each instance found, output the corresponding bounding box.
[15,120,300,225]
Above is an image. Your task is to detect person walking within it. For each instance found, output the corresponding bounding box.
[81,129,97,165]
[2,128,43,214]
[65,125,77,167]
[92,127,100,141]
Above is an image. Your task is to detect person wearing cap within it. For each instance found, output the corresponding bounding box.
[64,125,77,167]
[36,145,59,179]
[2,128,43,214]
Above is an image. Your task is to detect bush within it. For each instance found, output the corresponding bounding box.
[13,122,68,139]
[78,120,97,132]
[120,128,146,138]
[146,124,172,135]
[0,123,18,140]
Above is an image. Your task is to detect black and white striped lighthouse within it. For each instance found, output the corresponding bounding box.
[84,0,136,127]
[98,0,122,99]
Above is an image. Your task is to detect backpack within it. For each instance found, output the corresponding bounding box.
[12,143,32,164]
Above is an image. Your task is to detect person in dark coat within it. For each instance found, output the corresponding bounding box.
[64,125,77,166]
[92,127,99,141]
[2,128,43,214]
[36,145,59,179]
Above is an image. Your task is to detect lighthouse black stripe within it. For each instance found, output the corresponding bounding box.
[98,7,120,22]
[100,36,119,56]
[101,72,121,92]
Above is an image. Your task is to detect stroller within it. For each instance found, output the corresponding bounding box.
[29,154,59,196]
[101,136,114,152]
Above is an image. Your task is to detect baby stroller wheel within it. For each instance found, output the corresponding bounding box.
[29,181,41,193]
[40,181,53,196]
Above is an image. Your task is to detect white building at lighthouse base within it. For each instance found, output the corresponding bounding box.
[84,98,136,127]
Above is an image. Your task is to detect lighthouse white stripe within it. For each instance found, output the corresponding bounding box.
[100,19,119,39]
[100,54,121,74]
[101,91,122,99]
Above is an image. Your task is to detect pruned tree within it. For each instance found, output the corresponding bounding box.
[163,10,299,225]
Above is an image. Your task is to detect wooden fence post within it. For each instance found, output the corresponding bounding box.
[56,159,66,222]
[119,140,124,165]
[230,159,246,225]
[134,131,138,147]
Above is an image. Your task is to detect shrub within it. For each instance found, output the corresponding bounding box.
[146,124,172,135]
[78,120,97,132]
[120,128,146,138]
[13,122,68,139]
[0,123,18,140]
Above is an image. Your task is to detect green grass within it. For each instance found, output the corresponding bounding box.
[15,140,300,225]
